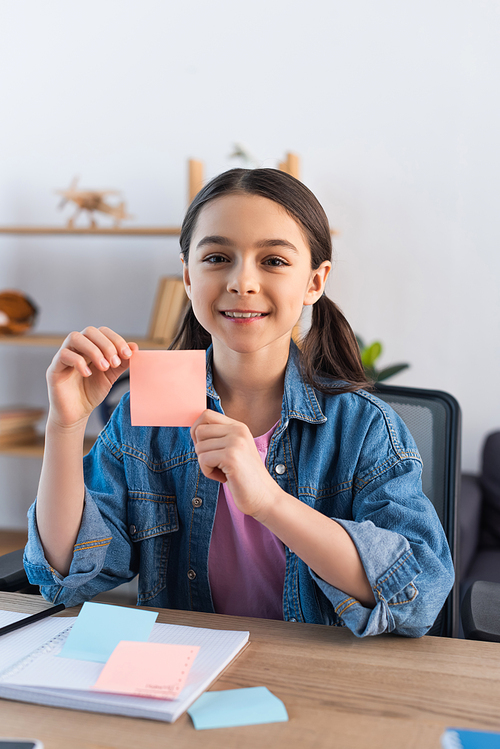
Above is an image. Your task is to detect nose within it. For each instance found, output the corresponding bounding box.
[227,260,260,295]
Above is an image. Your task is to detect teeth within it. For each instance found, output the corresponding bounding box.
[224,311,263,318]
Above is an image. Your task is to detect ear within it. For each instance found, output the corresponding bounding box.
[180,254,191,300]
[303,261,331,306]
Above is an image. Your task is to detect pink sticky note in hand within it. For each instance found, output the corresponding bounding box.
[129,350,206,427]
[92,641,200,700]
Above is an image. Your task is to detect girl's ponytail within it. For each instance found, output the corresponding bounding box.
[300,295,371,394]
[169,302,211,351]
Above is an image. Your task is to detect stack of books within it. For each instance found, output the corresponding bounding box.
[0,406,45,446]
[147,277,188,344]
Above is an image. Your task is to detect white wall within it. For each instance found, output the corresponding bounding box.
[0,0,499,527]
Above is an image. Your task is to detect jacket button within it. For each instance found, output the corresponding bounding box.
[192,497,203,508]
[290,617,297,622]
[187,569,197,580]
[275,464,286,475]
[129,525,137,535]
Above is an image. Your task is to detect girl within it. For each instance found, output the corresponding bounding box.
[25,169,454,637]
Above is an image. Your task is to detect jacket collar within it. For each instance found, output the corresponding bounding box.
[205,341,327,425]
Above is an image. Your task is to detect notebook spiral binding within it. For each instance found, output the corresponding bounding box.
[0,624,73,681]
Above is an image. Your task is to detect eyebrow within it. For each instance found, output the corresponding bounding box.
[196,235,232,249]
[196,235,299,254]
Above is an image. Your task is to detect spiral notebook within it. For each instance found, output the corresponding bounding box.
[0,609,249,723]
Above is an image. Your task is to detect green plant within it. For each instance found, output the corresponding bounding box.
[228,143,260,168]
[356,335,410,383]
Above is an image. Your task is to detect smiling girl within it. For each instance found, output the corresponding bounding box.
[25,169,453,637]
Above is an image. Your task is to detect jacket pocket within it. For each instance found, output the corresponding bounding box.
[127,491,179,603]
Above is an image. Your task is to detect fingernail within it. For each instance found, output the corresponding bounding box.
[111,355,121,367]
[84,366,92,376]
[122,346,132,357]
[101,359,110,370]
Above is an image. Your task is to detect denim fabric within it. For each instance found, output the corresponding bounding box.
[25,342,454,637]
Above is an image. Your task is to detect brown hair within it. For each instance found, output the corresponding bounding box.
[170,168,370,394]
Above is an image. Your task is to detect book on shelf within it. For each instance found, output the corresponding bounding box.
[0,608,250,723]
[147,277,188,343]
[0,406,45,445]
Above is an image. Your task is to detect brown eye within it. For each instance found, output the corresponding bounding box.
[265,256,288,267]
[204,254,229,264]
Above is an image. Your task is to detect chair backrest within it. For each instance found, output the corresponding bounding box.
[374,383,462,637]
[461,580,500,641]
[0,548,30,592]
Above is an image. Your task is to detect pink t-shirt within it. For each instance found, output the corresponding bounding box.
[208,422,286,619]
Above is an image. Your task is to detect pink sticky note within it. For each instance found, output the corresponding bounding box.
[92,641,200,700]
[129,350,206,427]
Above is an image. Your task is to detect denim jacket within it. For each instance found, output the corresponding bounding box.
[25,343,454,637]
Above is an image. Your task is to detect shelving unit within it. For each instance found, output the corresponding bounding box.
[0,280,180,458]
[0,227,184,457]
[0,160,203,460]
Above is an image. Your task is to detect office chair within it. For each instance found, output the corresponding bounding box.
[0,547,32,592]
[461,580,500,641]
[374,383,461,638]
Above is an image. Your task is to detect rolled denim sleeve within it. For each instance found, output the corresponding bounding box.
[309,456,454,638]
[24,429,138,607]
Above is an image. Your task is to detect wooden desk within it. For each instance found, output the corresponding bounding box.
[1,592,499,749]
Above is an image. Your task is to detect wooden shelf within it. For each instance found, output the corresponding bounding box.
[0,435,96,458]
[0,333,172,348]
[0,226,181,236]
[0,225,338,236]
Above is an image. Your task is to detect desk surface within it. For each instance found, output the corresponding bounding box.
[0,592,499,749]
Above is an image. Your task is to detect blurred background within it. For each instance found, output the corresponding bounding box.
[0,0,499,529]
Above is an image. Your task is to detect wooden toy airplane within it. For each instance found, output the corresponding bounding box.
[55,178,132,227]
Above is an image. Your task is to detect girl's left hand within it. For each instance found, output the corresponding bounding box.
[190,410,280,520]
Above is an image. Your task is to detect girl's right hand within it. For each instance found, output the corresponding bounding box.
[46,326,138,429]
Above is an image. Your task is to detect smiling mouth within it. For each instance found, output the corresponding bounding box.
[221,311,268,318]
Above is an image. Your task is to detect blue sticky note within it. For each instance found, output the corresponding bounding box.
[187,686,288,730]
[58,601,158,663]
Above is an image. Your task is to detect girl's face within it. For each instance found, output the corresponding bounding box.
[182,193,331,358]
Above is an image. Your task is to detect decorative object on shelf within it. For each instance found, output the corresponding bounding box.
[0,290,38,335]
[229,143,261,168]
[356,335,410,383]
[148,276,188,343]
[55,178,133,228]
[0,406,45,446]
